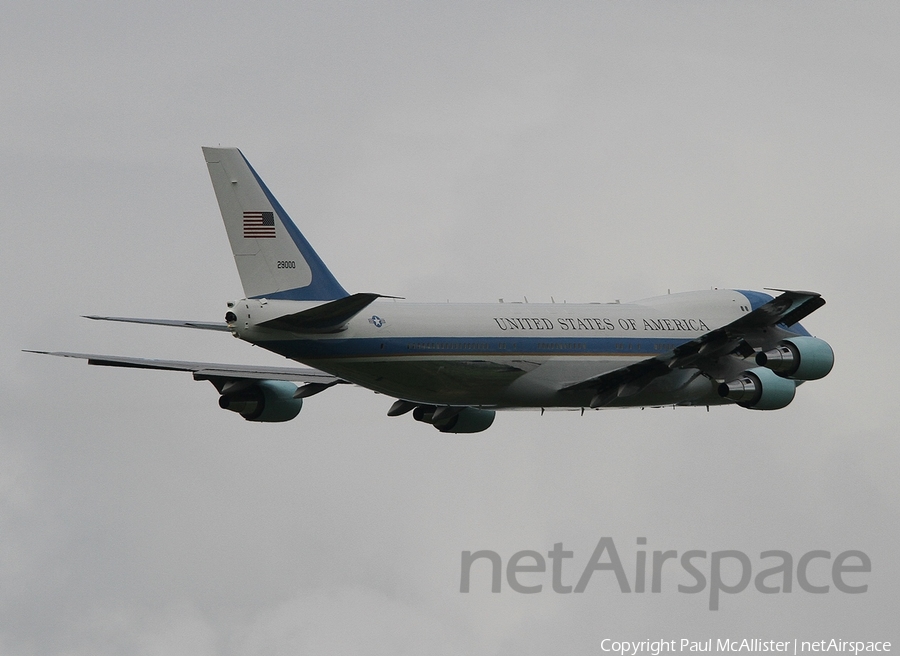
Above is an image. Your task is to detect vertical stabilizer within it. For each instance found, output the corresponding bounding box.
[202,147,348,301]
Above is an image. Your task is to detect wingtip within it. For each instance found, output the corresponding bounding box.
[763,288,822,297]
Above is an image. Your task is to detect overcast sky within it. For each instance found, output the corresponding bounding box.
[2,2,899,654]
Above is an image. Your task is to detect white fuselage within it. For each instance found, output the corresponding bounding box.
[227,289,770,409]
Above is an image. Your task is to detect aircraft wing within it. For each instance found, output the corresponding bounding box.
[24,350,343,385]
[561,290,825,403]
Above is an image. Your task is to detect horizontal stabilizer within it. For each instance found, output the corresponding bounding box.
[259,292,396,333]
[84,316,230,332]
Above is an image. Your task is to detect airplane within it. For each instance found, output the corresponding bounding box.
[28,147,834,433]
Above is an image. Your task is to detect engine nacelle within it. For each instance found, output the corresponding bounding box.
[218,380,303,422]
[717,367,797,410]
[436,407,496,433]
[755,336,834,381]
[412,405,496,433]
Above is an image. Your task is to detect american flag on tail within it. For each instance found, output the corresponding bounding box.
[243,211,276,238]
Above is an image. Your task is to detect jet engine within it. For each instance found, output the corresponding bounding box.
[717,367,796,410]
[412,405,496,433]
[755,336,834,381]
[218,380,303,422]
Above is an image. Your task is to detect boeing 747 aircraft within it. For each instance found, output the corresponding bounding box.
[29,148,834,433]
